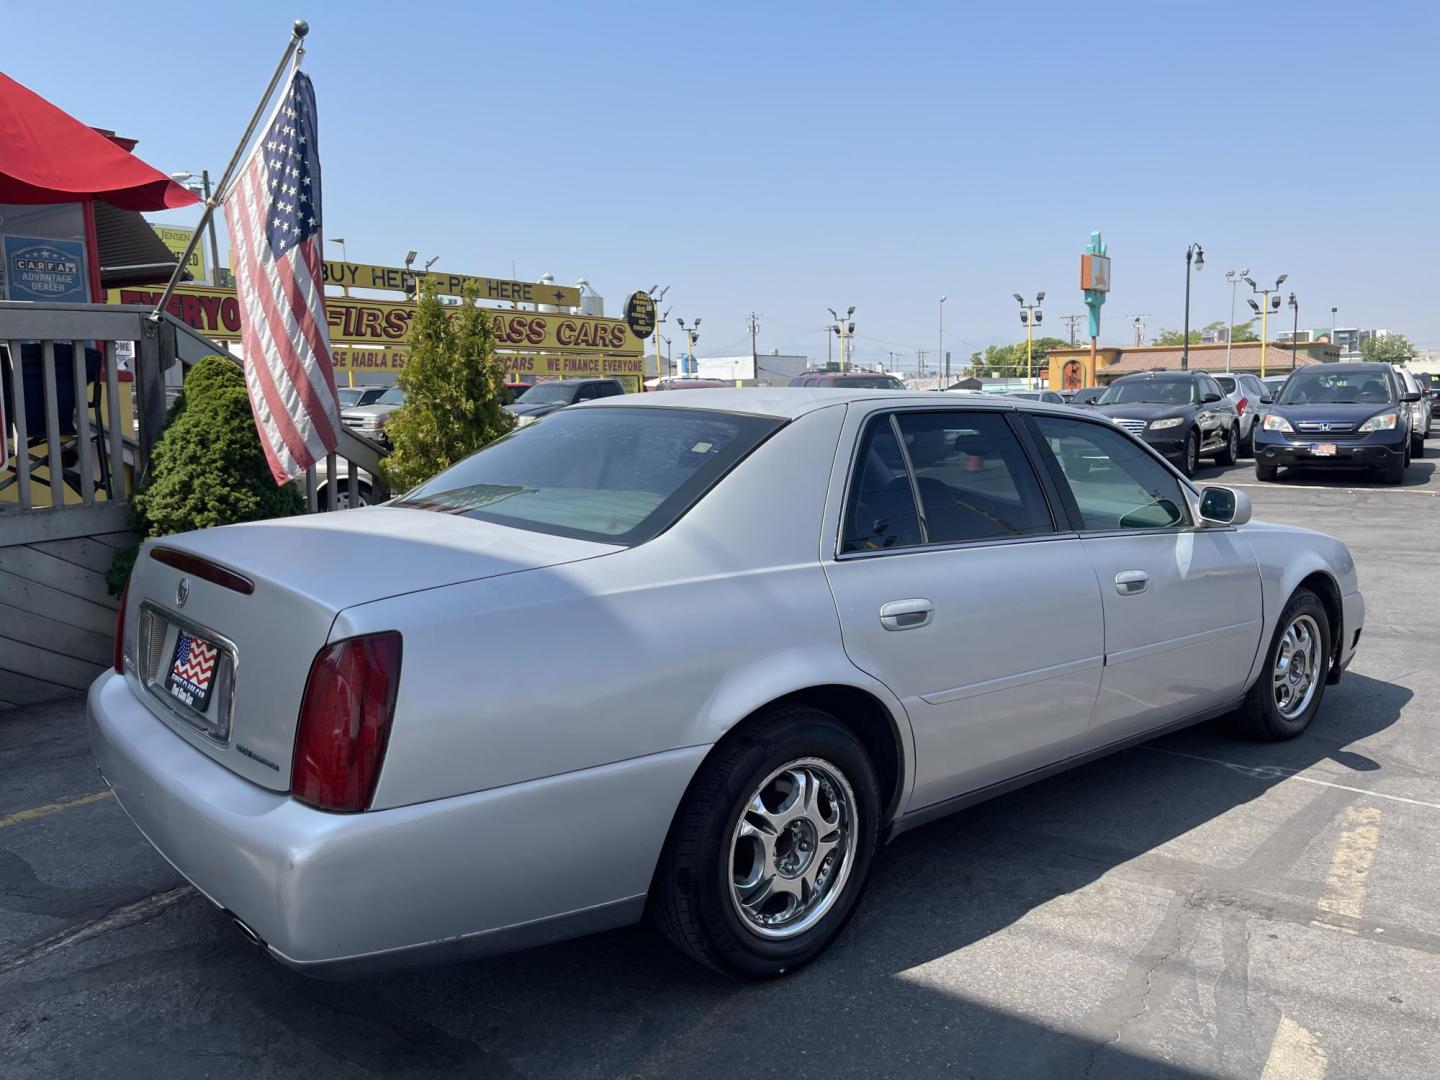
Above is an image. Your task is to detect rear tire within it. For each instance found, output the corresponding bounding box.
[651,705,880,979]
[1241,589,1331,741]
[1216,423,1239,466]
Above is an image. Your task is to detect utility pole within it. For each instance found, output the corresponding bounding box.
[916,349,928,380]
[1061,313,1083,346]
[648,285,670,385]
[745,312,761,381]
[939,295,948,388]
[1128,314,1149,346]
[1224,269,1249,373]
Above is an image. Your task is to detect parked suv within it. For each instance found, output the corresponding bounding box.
[504,378,626,426]
[1090,371,1241,476]
[1214,372,1273,458]
[1254,362,1418,484]
[1393,367,1431,454]
[341,385,406,448]
[789,370,906,389]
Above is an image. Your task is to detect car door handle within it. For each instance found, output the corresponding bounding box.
[880,599,934,631]
[1114,570,1149,596]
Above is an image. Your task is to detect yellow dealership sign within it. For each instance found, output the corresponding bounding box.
[107,283,645,388]
[322,261,581,308]
[153,225,208,283]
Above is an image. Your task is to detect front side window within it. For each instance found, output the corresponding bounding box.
[396,407,782,544]
[376,387,406,406]
[1028,415,1190,532]
[893,412,1053,543]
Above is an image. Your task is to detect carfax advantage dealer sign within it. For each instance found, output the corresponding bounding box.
[3,235,89,302]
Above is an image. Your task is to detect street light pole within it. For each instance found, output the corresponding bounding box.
[1289,293,1300,370]
[1224,267,1248,373]
[828,306,856,371]
[1244,273,1288,377]
[1014,292,1044,388]
[939,296,947,390]
[1182,243,1204,370]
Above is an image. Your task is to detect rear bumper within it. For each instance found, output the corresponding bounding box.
[87,671,704,976]
[1254,438,1404,470]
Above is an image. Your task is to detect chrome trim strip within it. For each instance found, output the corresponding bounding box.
[920,653,1105,705]
[1105,619,1261,667]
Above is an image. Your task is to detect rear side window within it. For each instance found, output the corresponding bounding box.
[893,412,1053,542]
[396,406,783,545]
[842,419,922,552]
[1027,415,1190,532]
[841,411,1053,553]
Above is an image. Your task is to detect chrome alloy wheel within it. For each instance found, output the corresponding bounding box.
[729,757,858,940]
[1274,613,1322,719]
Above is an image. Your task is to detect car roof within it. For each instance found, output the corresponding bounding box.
[1113,370,1206,381]
[1301,362,1389,374]
[573,387,1096,421]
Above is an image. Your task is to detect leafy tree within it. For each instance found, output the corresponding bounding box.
[1230,322,1259,343]
[106,355,304,593]
[381,279,514,493]
[1360,333,1416,366]
[1153,329,1202,345]
[968,337,1072,378]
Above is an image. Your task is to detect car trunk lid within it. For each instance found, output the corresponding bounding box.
[124,507,617,790]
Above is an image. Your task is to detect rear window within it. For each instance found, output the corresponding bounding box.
[1215,376,1236,394]
[837,376,904,389]
[1099,378,1196,405]
[394,407,783,544]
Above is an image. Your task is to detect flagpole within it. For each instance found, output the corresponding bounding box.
[148,20,310,323]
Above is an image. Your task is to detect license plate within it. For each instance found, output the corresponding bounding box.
[1309,442,1338,457]
[166,630,220,712]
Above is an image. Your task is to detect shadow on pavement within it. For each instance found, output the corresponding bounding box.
[127,671,1405,1079]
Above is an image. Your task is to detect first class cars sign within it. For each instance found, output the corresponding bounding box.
[108,285,644,355]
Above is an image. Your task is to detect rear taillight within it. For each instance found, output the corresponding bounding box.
[1236,396,1248,417]
[113,582,130,674]
[292,632,402,812]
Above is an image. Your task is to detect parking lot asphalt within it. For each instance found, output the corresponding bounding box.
[2,451,1438,1080]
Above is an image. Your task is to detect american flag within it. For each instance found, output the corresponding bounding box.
[222,70,340,485]
[171,632,218,693]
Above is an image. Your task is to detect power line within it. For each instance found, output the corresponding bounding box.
[1061,314,1084,346]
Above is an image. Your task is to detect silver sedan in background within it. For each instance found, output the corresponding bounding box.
[91,390,1363,979]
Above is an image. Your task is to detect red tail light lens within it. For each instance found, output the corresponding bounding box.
[114,582,130,674]
[1236,396,1248,417]
[292,632,402,812]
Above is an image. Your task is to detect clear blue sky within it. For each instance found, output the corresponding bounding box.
[8,1,1436,369]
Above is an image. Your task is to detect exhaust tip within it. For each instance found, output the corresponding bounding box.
[230,915,262,947]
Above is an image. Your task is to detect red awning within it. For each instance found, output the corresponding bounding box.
[0,72,199,211]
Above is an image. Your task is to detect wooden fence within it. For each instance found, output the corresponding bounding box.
[1,301,388,706]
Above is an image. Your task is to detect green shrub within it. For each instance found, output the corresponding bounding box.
[381,278,514,493]
[105,355,303,593]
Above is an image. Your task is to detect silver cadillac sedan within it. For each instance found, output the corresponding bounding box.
[90,389,1363,979]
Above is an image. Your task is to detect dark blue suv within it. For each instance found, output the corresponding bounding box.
[1253,362,1419,484]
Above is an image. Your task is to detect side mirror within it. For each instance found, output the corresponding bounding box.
[1260,395,1274,405]
[1198,486,1251,527]
[1401,390,1422,403]
[1202,391,1223,403]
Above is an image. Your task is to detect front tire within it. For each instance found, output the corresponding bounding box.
[1255,461,1278,482]
[651,705,881,978]
[1180,430,1200,477]
[1241,589,1331,740]
[1382,450,1406,485]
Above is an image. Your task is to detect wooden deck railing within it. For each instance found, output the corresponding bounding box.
[1,301,388,526]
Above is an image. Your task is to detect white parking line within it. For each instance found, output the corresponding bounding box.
[1260,1016,1328,1080]
[1226,481,1437,498]
[1143,747,1440,811]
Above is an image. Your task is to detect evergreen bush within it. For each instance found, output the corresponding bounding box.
[106,355,303,593]
[381,278,514,493]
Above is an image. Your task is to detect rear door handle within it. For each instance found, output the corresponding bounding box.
[880,598,934,631]
[1114,570,1149,596]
